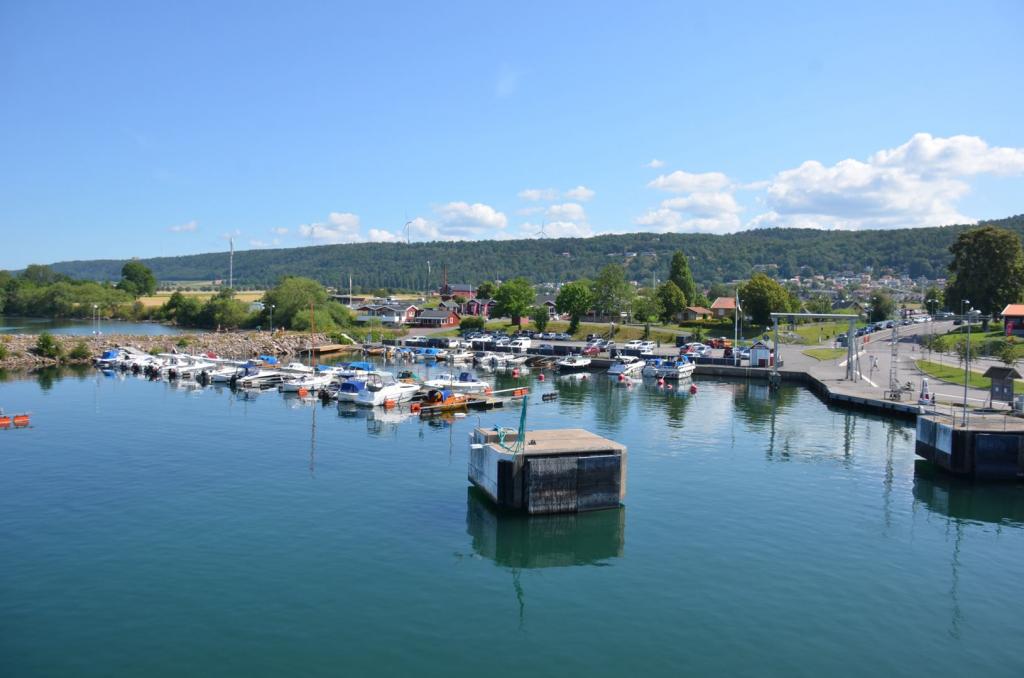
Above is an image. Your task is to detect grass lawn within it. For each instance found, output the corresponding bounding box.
[802,348,847,361]
[139,290,265,308]
[914,359,1019,389]
[781,319,862,345]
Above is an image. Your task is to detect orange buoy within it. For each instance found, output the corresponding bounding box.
[13,414,29,427]
[383,398,396,409]
[298,387,309,397]
[0,416,10,429]
[410,402,422,413]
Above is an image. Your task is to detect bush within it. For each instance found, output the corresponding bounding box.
[176,337,191,348]
[460,316,486,332]
[68,341,91,361]
[0,343,7,360]
[34,332,64,359]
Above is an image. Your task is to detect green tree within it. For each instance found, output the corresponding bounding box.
[474,281,497,299]
[593,264,634,319]
[997,341,1020,369]
[21,264,60,285]
[34,332,64,359]
[707,282,734,301]
[945,225,1024,316]
[923,286,944,315]
[656,281,687,324]
[529,306,550,332]
[556,280,595,334]
[669,251,697,305]
[459,315,486,332]
[262,276,330,329]
[200,288,250,329]
[806,294,834,315]
[491,277,536,326]
[632,292,663,324]
[868,290,896,322]
[738,273,791,326]
[118,261,157,297]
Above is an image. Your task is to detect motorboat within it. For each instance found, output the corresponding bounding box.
[335,378,368,403]
[279,372,333,393]
[607,355,643,377]
[414,347,448,361]
[556,355,592,373]
[423,371,490,393]
[447,350,473,363]
[418,388,471,416]
[355,372,420,406]
[656,358,695,380]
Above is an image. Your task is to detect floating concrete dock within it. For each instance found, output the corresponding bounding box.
[469,427,627,514]
[916,412,1024,479]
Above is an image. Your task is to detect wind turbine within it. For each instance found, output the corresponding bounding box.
[534,220,549,238]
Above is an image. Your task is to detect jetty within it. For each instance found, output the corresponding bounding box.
[915,411,1024,480]
[469,427,627,514]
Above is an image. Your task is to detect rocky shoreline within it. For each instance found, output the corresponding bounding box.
[0,332,345,370]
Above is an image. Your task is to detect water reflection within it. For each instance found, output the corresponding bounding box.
[913,461,1024,527]
[465,487,625,569]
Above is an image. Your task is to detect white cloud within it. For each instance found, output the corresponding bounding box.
[516,206,545,216]
[368,228,402,243]
[646,159,666,169]
[248,238,281,248]
[870,133,1024,177]
[546,202,587,223]
[220,229,241,241]
[519,202,594,239]
[434,201,508,236]
[168,220,197,233]
[564,185,595,201]
[272,227,289,235]
[518,187,559,201]
[648,170,732,193]
[636,133,1024,234]
[298,211,363,243]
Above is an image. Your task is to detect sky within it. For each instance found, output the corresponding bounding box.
[1,0,1023,269]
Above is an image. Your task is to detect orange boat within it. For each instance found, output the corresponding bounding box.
[418,388,470,416]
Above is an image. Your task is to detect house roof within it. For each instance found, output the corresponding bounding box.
[983,366,1022,380]
[711,297,736,310]
[1001,304,1024,317]
[418,309,458,319]
[686,306,712,314]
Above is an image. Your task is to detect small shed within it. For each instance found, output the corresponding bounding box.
[749,340,773,368]
[983,366,1021,404]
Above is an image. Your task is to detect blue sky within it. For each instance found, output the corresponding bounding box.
[2,0,1023,269]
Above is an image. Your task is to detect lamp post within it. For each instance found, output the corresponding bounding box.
[960,299,971,426]
[926,298,938,361]
[93,304,100,335]
[269,305,275,334]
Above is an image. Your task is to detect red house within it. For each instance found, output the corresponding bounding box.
[416,308,460,327]
[1002,304,1024,336]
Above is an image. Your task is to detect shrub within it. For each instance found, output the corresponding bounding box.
[176,337,191,348]
[460,316,486,332]
[34,332,64,359]
[68,341,91,361]
[0,343,7,360]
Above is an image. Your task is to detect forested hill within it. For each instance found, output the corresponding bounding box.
[42,215,1024,289]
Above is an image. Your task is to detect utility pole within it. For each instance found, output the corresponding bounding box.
[228,237,234,289]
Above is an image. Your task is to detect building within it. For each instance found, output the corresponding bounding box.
[464,298,496,317]
[1001,304,1024,336]
[416,308,460,327]
[710,296,737,319]
[983,366,1021,404]
[355,304,419,325]
[681,306,712,322]
[749,340,773,367]
[439,283,476,301]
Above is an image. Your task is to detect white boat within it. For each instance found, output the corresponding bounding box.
[422,371,490,393]
[658,359,695,380]
[355,373,420,406]
[280,362,314,375]
[279,373,333,393]
[556,355,592,373]
[448,350,473,363]
[607,355,643,377]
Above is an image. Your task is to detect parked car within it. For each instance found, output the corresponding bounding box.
[586,333,599,341]
[509,338,532,351]
[623,340,643,350]
[582,344,600,356]
[640,341,656,353]
[494,336,511,346]
[538,343,555,353]
[555,333,572,341]
[405,335,428,345]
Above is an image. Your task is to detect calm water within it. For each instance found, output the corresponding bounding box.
[2,364,1024,677]
[0,316,186,335]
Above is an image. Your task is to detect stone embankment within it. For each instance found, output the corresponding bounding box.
[0,332,336,370]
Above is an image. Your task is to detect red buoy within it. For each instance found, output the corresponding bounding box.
[538,374,546,382]
[690,384,698,394]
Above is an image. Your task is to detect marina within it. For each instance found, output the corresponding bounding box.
[3,364,1024,676]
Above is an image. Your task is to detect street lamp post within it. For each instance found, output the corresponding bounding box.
[270,305,275,334]
[93,304,100,335]
[961,299,971,426]
[926,298,938,361]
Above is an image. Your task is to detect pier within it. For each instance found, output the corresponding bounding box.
[915,412,1024,479]
[469,427,627,514]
